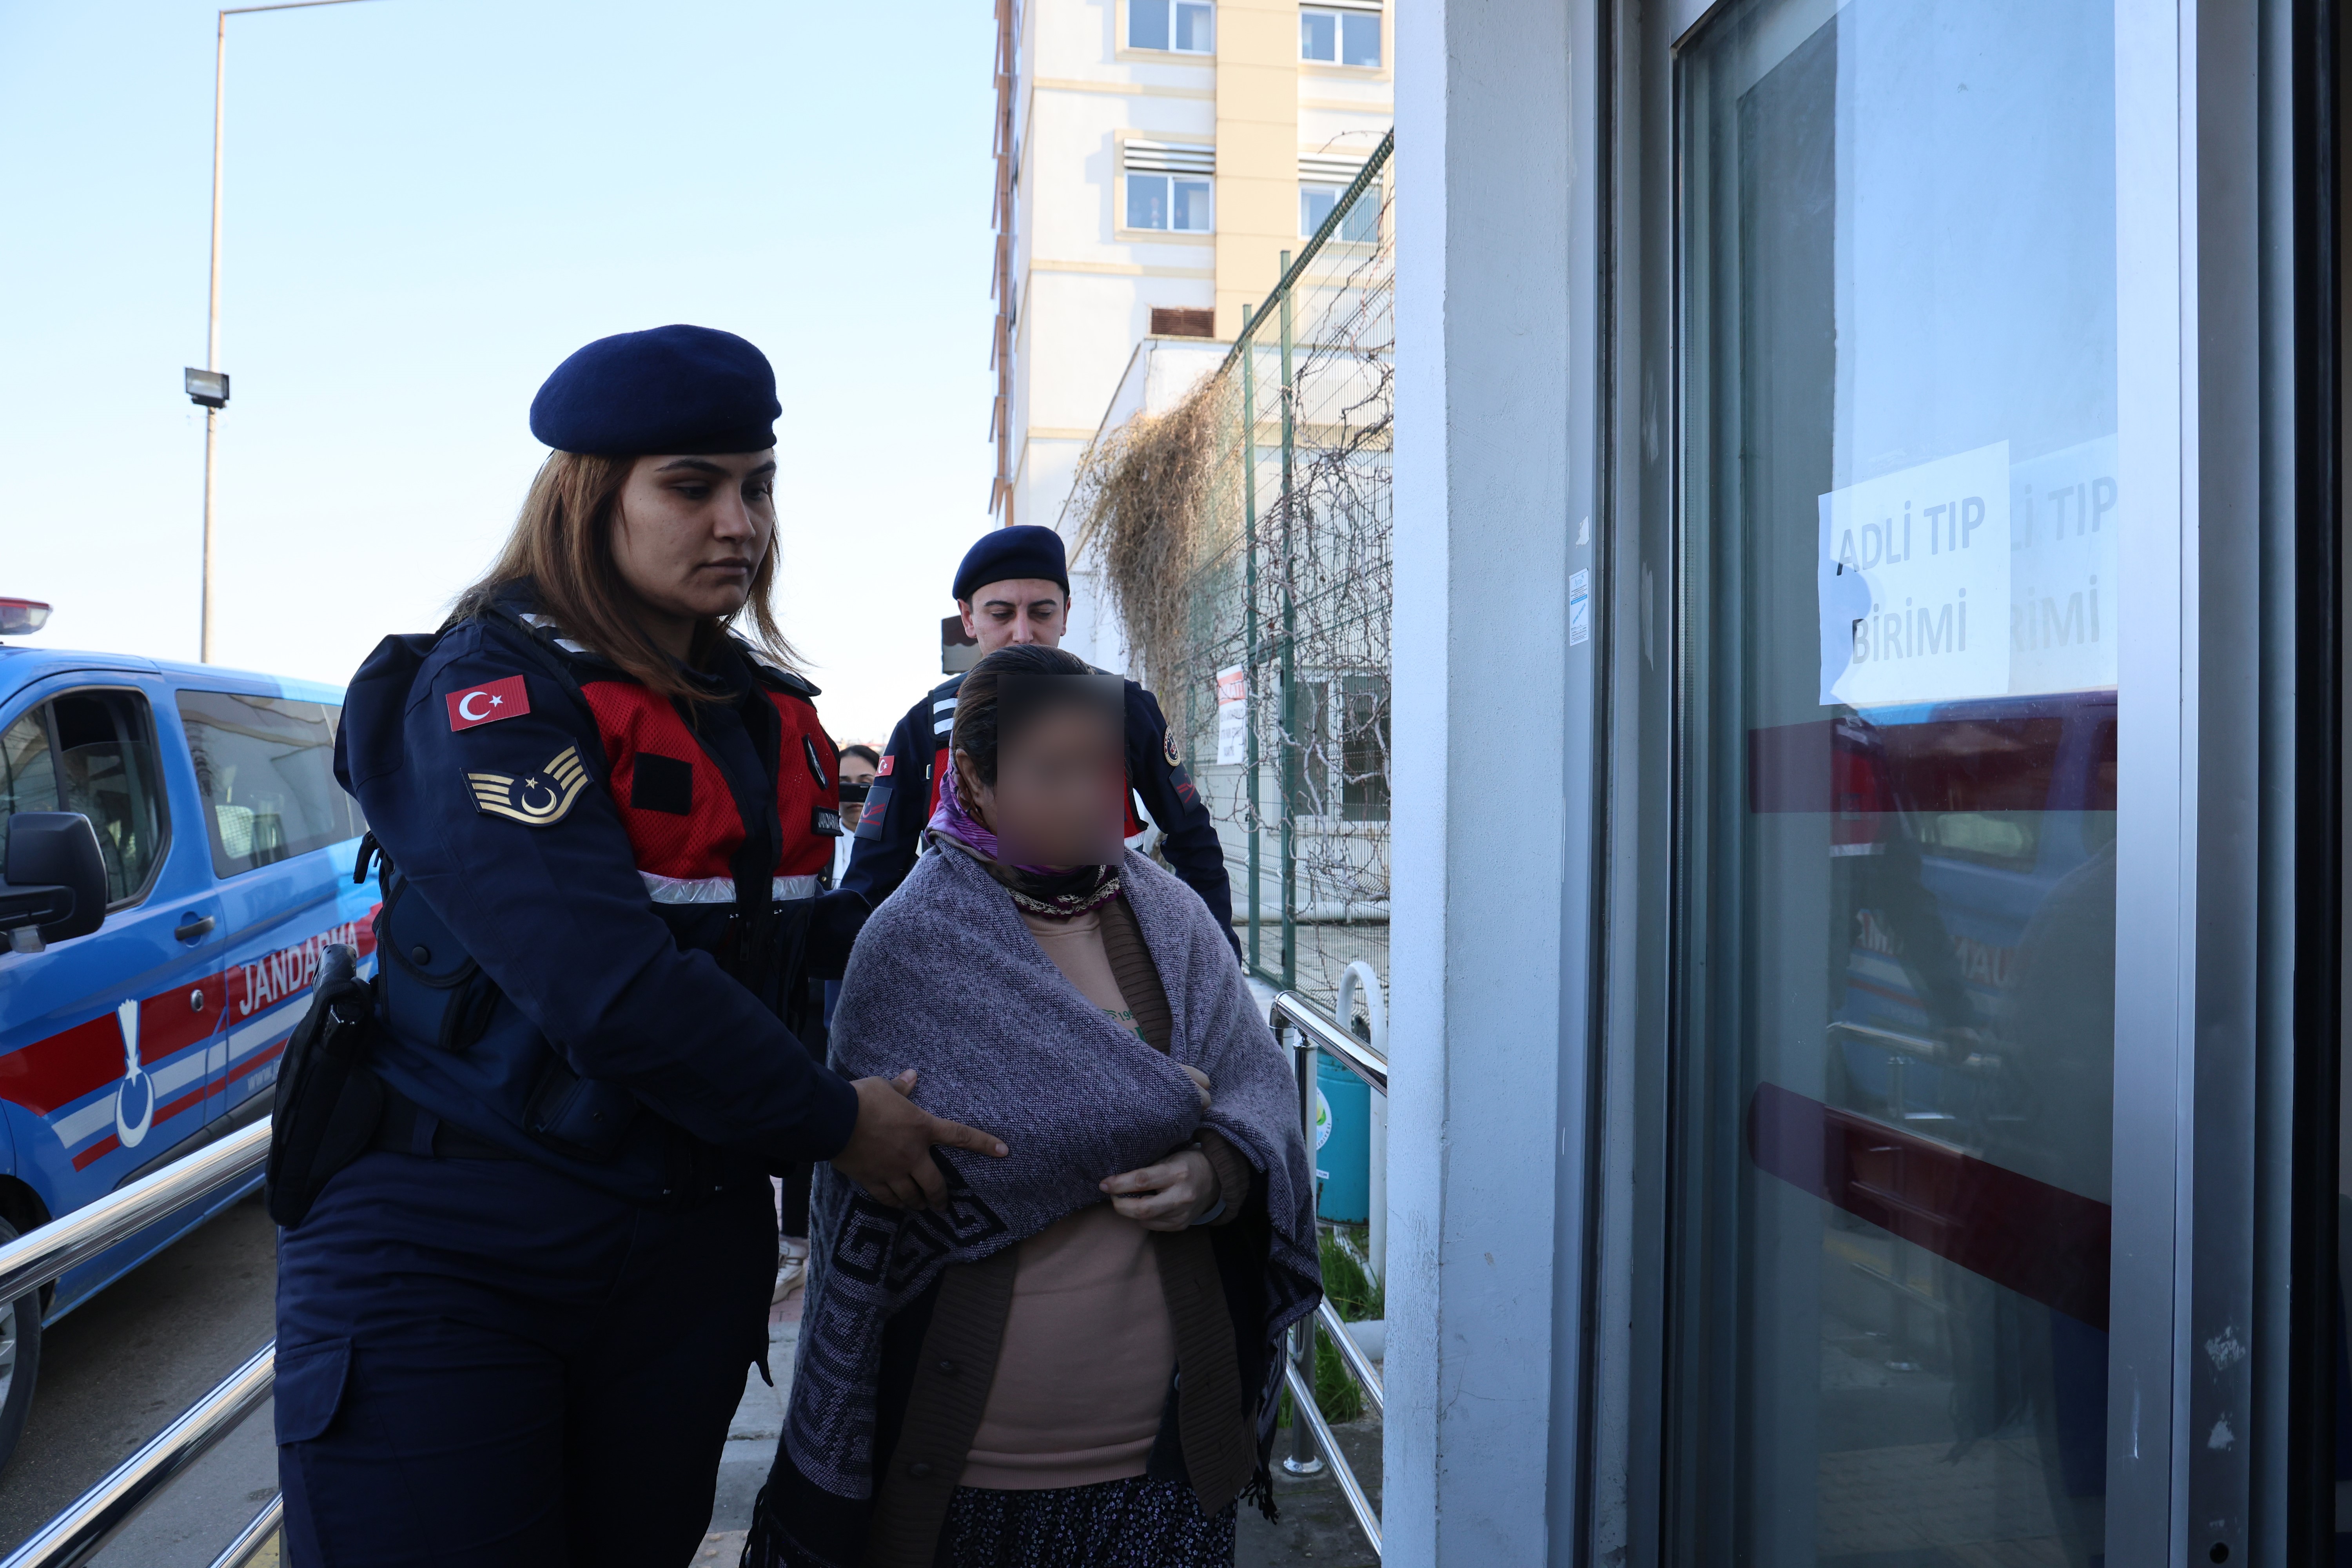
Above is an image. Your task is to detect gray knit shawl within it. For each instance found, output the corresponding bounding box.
[782,845,1319,1502]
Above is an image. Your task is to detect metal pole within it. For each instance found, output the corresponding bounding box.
[201,12,226,664]
[1283,1027,1324,1477]
[1241,303,1261,976]
[198,0,376,665]
[1276,250,1298,991]
[0,1343,274,1568]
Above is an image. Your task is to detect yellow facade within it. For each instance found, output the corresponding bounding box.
[1212,0,1302,339]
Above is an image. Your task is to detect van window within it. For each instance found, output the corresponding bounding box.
[178,691,367,878]
[0,691,171,905]
[0,711,59,873]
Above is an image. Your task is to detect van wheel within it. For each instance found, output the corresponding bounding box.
[0,1217,44,1474]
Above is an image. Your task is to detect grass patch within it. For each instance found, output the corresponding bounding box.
[1278,1227,1384,1430]
[1320,1229,1383,1321]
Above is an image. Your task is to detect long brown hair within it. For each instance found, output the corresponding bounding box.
[447,450,802,701]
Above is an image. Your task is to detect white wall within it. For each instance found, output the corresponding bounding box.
[1387,0,1597,1562]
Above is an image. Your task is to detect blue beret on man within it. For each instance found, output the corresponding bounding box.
[529,324,780,455]
[953,524,1071,602]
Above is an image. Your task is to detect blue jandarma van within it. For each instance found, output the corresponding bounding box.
[0,599,378,1468]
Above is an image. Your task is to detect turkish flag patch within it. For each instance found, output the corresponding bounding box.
[877,754,895,777]
[446,675,530,731]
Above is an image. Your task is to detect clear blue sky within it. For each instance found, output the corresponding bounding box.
[0,0,998,742]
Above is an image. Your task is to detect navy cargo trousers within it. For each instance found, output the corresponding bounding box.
[274,1149,775,1568]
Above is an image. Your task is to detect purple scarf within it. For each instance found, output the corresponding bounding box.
[923,762,1033,868]
[924,766,1121,920]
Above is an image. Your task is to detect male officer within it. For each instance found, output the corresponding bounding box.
[843,524,1240,958]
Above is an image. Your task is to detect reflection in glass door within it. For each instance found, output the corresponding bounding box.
[1670,2,2120,1563]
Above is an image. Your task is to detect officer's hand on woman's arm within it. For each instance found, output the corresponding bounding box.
[833,1069,1007,1210]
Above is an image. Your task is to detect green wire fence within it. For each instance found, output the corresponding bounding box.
[1076,132,1394,1006]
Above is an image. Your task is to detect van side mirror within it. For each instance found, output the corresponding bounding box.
[0,812,108,953]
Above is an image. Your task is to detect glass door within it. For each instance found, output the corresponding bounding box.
[1667,2,2130,1562]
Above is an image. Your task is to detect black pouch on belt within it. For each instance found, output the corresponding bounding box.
[265,943,386,1229]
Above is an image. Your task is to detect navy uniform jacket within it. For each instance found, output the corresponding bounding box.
[333,599,863,1204]
[842,670,1241,958]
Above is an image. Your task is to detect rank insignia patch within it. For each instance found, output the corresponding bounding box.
[468,746,591,827]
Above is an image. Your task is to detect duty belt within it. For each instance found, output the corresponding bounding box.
[369,1084,525,1161]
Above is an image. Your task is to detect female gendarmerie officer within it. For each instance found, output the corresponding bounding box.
[278,326,1005,1568]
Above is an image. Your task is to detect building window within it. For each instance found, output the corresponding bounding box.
[1123,141,1216,232]
[1297,674,1390,822]
[1127,173,1212,231]
[1301,182,1379,241]
[1300,5,1380,67]
[1131,0,1213,53]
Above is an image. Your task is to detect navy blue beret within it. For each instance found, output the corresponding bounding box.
[953,525,1070,602]
[529,325,780,456]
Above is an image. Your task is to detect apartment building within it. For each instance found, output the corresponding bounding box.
[987,0,1393,669]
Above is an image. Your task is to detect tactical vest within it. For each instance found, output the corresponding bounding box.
[366,605,845,1202]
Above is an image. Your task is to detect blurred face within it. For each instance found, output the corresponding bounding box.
[958,689,1126,869]
[610,450,777,656]
[960,579,1069,654]
[839,752,878,789]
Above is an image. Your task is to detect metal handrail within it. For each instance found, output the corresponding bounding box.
[0,1119,279,1567]
[1267,988,1387,1560]
[0,1342,275,1568]
[1274,989,1387,1094]
[0,1119,270,1307]
[1284,1361,1383,1557]
[1317,1296,1383,1419]
[206,1494,283,1568]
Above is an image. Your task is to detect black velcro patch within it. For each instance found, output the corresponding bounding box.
[631,753,694,815]
[813,807,843,838]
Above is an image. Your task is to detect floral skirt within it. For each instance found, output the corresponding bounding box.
[939,1476,1236,1568]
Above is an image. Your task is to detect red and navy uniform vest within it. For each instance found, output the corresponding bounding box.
[333,597,863,1205]
[841,668,1240,959]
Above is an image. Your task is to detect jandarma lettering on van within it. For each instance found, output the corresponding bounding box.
[467,747,591,827]
[234,922,370,1018]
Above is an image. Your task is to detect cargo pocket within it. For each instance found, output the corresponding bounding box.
[274,1338,352,1445]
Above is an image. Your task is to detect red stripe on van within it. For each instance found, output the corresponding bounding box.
[0,1016,127,1117]
[227,1042,286,1082]
[138,977,229,1065]
[71,1134,118,1171]
[1746,1080,2111,1330]
[1746,708,2114,817]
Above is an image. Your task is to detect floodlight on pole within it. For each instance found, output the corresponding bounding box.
[194,0,378,664]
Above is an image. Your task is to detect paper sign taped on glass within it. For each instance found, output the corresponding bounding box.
[1818,435,2117,711]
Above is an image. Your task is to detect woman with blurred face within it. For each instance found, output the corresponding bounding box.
[750,644,1322,1568]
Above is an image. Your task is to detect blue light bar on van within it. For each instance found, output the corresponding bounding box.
[0,599,50,637]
